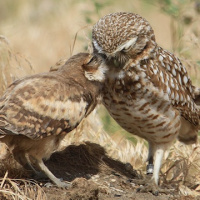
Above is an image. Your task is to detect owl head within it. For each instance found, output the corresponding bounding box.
[92,12,157,68]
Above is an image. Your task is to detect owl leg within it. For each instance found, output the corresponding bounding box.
[24,154,47,179]
[146,142,154,175]
[36,159,71,188]
[12,149,27,167]
[146,142,166,183]
[137,144,173,195]
[12,150,37,172]
[13,150,46,178]
[152,145,165,185]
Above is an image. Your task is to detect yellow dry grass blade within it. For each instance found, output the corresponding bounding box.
[0,177,47,200]
[0,36,34,95]
[70,25,91,56]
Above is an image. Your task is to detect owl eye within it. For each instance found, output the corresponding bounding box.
[87,56,96,65]
[83,57,95,71]
[83,55,101,71]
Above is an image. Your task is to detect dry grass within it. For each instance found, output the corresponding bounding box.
[0,36,34,95]
[0,172,47,200]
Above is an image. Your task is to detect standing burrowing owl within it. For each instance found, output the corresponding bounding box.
[0,53,105,187]
[92,12,200,193]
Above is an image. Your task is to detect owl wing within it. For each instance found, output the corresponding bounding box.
[0,73,95,139]
[144,47,199,125]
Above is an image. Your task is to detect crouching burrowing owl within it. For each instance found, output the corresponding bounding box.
[0,53,106,187]
[92,12,200,193]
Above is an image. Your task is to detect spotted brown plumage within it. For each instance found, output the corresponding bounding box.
[0,53,105,187]
[92,12,200,193]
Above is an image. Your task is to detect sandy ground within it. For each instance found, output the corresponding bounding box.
[0,142,199,200]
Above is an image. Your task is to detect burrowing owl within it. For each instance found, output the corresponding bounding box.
[92,12,200,192]
[0,53,105,187]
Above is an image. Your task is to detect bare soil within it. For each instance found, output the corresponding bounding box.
[0,142,199,200]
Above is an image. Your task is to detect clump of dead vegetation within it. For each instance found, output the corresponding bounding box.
[0,172,47,200]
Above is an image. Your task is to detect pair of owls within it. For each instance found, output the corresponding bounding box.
[0,12,199,192]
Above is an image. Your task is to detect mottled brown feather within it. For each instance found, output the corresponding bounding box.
[0,53,100,140]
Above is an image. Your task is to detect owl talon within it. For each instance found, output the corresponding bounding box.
[135,179,173,195]
[136,185,158,196]
[44,180,71,188]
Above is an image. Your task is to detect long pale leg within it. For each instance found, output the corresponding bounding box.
[146,143,166,184]
[152,146,165,185]
[37,159,70,188]
[137,144,171,195]
[24,154,47,178]
[13,152,47,179]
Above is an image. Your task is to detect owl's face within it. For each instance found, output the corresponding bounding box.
[82,54,108,82]
[92,12,156,69]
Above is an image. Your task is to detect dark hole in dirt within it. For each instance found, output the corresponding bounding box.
[45,142,139,182]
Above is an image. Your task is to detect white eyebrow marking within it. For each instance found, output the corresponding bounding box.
[93,40,103,53]
[114,37,138,53]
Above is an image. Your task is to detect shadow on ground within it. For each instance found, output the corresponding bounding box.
[45,142,139,182]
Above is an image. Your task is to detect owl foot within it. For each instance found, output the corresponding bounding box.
[132,175,174,195]
[136,182,171,196]
[44,180,71,188]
